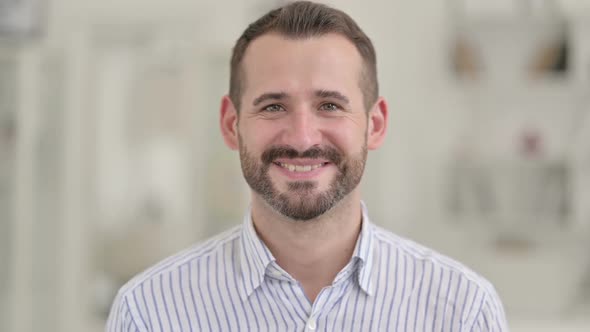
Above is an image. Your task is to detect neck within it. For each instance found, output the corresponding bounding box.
[250,192,363,302]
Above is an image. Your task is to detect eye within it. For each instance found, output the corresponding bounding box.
[262,104,285,113]
[319,103,340,112]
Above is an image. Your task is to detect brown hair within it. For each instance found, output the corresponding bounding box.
[229,1,378,111]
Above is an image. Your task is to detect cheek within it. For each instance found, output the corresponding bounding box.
[324,123,367,151]
[240,123,280,149]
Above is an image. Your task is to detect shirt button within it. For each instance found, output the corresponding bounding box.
[307,317,317,331]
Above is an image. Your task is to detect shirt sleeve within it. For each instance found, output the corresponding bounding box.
[105,292,144,332]
[470,288,509,332]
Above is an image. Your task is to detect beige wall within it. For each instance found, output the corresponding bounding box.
[2,1,590,331]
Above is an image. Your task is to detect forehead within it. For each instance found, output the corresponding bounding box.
[240,33,364,102]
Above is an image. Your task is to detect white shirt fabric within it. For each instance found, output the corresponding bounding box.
[106,202,508,331]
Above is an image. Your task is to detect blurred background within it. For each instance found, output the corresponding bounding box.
[1,0,590,331]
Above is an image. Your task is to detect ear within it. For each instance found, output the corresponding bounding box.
[367,97,388,150]
[220,95,239,150]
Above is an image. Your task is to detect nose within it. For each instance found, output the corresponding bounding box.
[281,108,322,152]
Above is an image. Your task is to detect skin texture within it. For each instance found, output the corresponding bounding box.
[220,33,388,302]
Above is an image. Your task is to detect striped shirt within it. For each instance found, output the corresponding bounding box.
[106,203,508,331]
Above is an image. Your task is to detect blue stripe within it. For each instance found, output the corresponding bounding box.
[431,266,445,331]
[449,275,464,331]
[167,270,183,330]
[177,264,193,331]
[268,278,298,328]
[158,273,173,331]
[395,252,408,331]
[413,259,427,330]
[186,263,202,331]
[138,283,153,331]
[347,278,362,330]
[385,247,399,329]
[459,279,472,330]
[215,247,234,331]
[228,241,251,329]
[404,256,417,331]
[195,260,213,331]
[149,278,164,332]
[441,272,455,330]
[259,279,289,330]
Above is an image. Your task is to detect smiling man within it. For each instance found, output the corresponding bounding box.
[107,2,508,331]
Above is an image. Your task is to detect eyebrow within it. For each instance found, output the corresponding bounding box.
[315,90,350,104]
[251,89,351,107]
[252,92,288,106]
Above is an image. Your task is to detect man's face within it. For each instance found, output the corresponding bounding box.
[234,33,372,221]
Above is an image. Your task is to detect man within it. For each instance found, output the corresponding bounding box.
[107,1,508,331]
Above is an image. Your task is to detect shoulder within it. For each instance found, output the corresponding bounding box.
[371,224,507,328]
[373,224,496,290]
[116,224,242,299]
[106,225,244,331]
[373,226,508,331]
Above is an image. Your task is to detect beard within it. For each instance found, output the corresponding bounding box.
[239,139,367,221]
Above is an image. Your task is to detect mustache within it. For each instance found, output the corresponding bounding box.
[261,146,343,165]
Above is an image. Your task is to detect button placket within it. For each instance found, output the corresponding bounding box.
[307,317,317,331]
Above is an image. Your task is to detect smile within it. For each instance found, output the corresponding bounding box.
[275,162,328,173]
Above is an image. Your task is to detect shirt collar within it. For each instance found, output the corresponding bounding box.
[238,207,275,301]
[237,201,376,301]
[353,201,376,296]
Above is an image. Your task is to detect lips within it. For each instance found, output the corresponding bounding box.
[261,146,342,168]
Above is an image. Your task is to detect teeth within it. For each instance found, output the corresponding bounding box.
[279,162,324,172]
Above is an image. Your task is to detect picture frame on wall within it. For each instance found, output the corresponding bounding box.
[0,52,17,332]
[0,0,47,40]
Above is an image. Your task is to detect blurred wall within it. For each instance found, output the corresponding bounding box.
[1,1,590,331]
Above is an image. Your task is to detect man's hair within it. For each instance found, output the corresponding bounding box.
[229,1,378,112]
